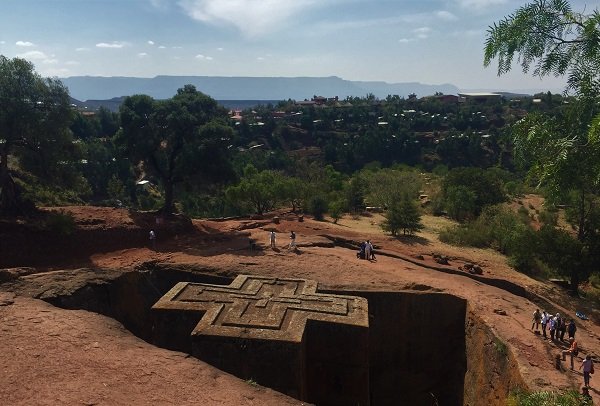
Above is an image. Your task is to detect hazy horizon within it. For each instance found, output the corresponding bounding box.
[1,0,592,93]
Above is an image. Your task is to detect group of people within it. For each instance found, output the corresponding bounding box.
[268,230,296,251]
[357,240,376,260]
[531,308,594,388]
[531,309,577,342]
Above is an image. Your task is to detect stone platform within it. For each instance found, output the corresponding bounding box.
[152,275,369,405]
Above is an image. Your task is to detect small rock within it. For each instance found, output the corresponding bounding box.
[414,255,425,260]
[494,309,507,316]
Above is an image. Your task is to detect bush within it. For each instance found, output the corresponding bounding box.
[507,389,591,406]
[43,210,76,235]
[381,195,423,236]
[307,195,328,221]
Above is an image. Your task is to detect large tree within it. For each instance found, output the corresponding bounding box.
[0,56,74,216]
[117,85,233,213]
[484,0,600,290]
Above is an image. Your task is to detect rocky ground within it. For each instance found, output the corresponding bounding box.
[1,204,600,405]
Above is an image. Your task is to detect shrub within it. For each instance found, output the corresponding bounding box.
[381,195,423,236]
[43,210,76,236]
[307,195,328,221]
[507,389,591,406]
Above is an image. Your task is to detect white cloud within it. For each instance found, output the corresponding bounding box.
[65,60,80,66]
[75,47,90,52]
[172,46,183,49]
[96,41,128,49]
[16,50,47,60]
[257,56,265,61]
[398,38,414,43]
[0,41,5,45]
[42,58,59,65]
[138,52,148,57]
[413,26,431,39]
[16,41,35,47]
[436,11,458,21]
[148,40,155,45]
[456,0,507,10]
[195,54,213,60]
[158,45,166,49]
[178,0,316,38]
[217,47,224,51]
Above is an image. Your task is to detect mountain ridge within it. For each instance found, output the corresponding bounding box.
[61,75,461,102]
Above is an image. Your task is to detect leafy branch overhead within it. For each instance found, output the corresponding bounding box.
[484,0,600,92]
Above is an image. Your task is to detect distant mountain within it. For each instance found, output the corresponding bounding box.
[61,75,460,102]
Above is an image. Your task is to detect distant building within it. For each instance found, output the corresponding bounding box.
[457,92,502,103]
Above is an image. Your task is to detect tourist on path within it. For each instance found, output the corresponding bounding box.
[364,240,371,261]
[288,231,296,251]
[367,240,375,260]
[149,229,156,251]
[269,231,276,249]
[558,316,567,341]
[541,311,549,338]
[531,309,541,332]
[562,338,579,370]
[580,355,594,387]
[568,319,577,340]
[550,313,560,341]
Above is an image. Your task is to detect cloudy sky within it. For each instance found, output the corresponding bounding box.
[0,0,593,92]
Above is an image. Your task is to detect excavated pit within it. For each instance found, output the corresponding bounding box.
[43,266,523,405]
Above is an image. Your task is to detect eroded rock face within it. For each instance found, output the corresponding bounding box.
[152,275,369,405]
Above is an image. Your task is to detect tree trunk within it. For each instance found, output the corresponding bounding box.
[0,150,23,216]
[162,179,175,214]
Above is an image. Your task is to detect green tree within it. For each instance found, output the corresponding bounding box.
[365,168,422,209]
[484,0,600,290]
[0,56,74,215]
[117,85,233,213]
[382,195,423,236]
[442,168,506,220]
[225,165,286,215]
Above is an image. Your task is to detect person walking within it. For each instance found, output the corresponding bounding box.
[580,355,594,388]
[568,319,577,340]
[149,229,156,251]
[531,309,541,332]
[541,311,549,338]
[288,231,296,251]
[269,231,276,249]
[364,240,372,261]
[559,316,567,341]
[562,338,579,370]
[549,315,557,341]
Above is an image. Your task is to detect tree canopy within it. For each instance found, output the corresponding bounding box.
[0,56,74,215]
[117,85,234,213]
[484,0,600,291]
[484,0,600,92]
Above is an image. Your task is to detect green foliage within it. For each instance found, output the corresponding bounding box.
[507,389,592,406]
[381,195,423,236]
[442,167,507,221]
[484,0,600,92]
[0,56,76,215]
[307,195,328,221]
[117,85,233,213]
[364,167,422,209]
[43,210,76,236]
[484,0,600,291]
[225,165,286,215]
[329,199,345,223]
[493,337,508,357]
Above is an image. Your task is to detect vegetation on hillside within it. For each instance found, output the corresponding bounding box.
[0,0,599,292]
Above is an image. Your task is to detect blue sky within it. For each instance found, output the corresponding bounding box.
[0,0,593,92]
